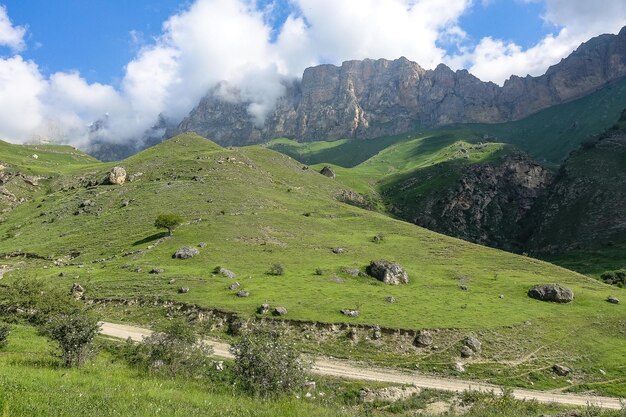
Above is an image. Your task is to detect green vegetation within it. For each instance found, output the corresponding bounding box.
[231,327,310,397]
[0,132,624,404]
[42,311,100,367]
[154,213,184,236]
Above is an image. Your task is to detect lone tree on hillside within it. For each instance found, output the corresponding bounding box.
[155,214,184,236]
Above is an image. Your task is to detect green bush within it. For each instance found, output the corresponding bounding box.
[42,311,100,367]
[123,320,214,378]
[231,328,310,397]
[267,263,285,276]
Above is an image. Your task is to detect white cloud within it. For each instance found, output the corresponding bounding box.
[457,0,626,84]
[0,0,625,148]
[0,5,26,52]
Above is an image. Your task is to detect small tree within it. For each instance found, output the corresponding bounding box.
[154,214,184,236]
[42,312,100,367]
[124,319,214,378]
[231,327,310,397]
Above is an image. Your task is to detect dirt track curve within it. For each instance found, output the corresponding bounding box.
[100,322,623,410]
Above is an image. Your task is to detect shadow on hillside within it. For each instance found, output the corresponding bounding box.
[133,232,168,246]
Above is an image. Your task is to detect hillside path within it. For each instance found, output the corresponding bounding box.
[99,322,623,410]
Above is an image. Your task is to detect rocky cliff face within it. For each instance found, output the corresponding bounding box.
[176,27,626,145]
[383,152,553,251]
[527,112,626,254]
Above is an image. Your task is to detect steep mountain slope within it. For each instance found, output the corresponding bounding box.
[528,112,626,255]
[177,27,626,153]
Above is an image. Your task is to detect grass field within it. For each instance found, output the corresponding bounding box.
[0,134,624,399]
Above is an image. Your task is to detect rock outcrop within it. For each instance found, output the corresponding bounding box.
[528,284,574,303]
[385,152,553,251]
[175,28,626,145]
[367,260,409,285]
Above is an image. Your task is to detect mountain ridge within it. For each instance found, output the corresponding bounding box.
[175,26,626,146]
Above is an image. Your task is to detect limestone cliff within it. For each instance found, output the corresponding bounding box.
[176,27,626,145]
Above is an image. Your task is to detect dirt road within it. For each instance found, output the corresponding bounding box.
[99,322,623,410]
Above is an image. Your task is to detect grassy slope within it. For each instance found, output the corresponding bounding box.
[268,77,626,168]
[0,134,624,396]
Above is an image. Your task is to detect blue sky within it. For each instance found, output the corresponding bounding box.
[0,0,624,146]
[2,0,554,85]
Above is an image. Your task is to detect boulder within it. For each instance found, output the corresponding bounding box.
[332,247,346,254]
[340,308,360,317]
[173,246,200,259]
[453,362,465,373]
[236,290,250,298]
[178,287,190,294]
[414,330,433,347]
[464,336,482,353]
[217,267,236,278]
[70,283,84,299]
[553,364,571,376]
[528,284,574,303]
[198,242,207,248]
[607,296,620,304]
[273,306,288,316]
[460,346,474,358]
[108,166,127,185]
[384,296,397,303]
[367,260,409,285]
[149,268,164,274]
[330,277,345,284]
[320,166,336,179]
[228,282,241,290]
[257,303,270,314]
[372,325,382,340]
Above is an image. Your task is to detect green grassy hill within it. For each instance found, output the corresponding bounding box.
[0,133,624,397]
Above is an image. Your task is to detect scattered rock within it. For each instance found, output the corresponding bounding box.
[372,325,382,340]
[178,287,190,294]
[149,268,164,274]
[553,364,571,376]
[367,260,409,285]
[340,308,360,317]
[332,247,346,254]
[31,154,38,160]
[453,362,465,373]
[236,290,250,298]
[359,386,420,403]
[214,361,224,372]
[257,303,270,314]
[499,294,505,299]
[108,166,127,185]
[414,330,433,347]
[58,272,65,277]
[216,267,236,278]
[340,267,360,277]
[384,296,397,303]
[173,246,200,259]
[228,282,241,290]
[79,200,94,208]
[459,285,468,291]
[70,283,84,299]
[121,200,130,207]
[528,284,574,303]
[330,276,345,284]
[198,242,207,248]
[304,381,316,393]
[464,336,481,353]
[460,346,474,358]
[273,306,288,316]
[606,296,620,304]
[320,166,336,179]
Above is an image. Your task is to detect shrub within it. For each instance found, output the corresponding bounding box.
[314,267,323,276]
[124,320,214,378]
[0,324,10,348]
[268,263,285,276]
[231,328,310,397]
[154,213,184,236]
[42,311,100,367]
